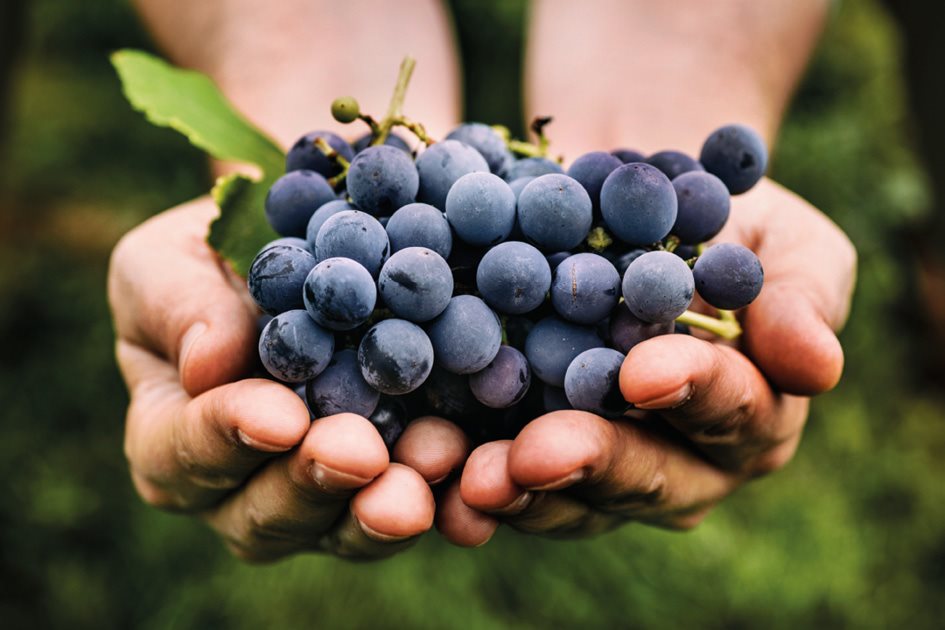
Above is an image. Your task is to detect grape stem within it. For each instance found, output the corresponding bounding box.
[663,235,680,253]
[676,309,742,340]
[313,137,351,188]
[586,226,613,251]
[368,57,435,147]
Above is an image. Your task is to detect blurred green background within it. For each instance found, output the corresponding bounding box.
[2,0,944,628]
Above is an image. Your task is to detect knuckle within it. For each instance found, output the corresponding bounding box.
[750,440,799,477]
[662,507,712,531]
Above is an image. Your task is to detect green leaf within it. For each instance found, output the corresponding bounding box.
[209,174,278,277]
[110,49,285,176]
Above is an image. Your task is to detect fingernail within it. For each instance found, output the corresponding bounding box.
[529,469,586,492]
[235,429,291,453]
[311,462,374,492]
[357,518,413,543]
[634,383,693,410]
[492,492,532,515]
[178,322,207,373]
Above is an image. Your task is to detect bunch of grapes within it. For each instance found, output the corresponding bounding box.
[248,63,766,449]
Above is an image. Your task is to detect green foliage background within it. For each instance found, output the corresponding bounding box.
[1,0,943,628]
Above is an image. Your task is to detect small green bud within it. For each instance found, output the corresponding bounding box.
[331,96,360,124]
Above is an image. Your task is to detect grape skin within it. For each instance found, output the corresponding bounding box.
[566,151,623,215]
[247,244,317,315]
[621,251,694,323]
[258,309,334,383]
[550,253,621,325]
[611,148,646,164]
[504,157,563,181]
[445,172,517,246]
[426,295,502,374]
[445,122,512,175]
[377,247,454,323]
[476,241,552,315]
[265,170,337,237]
[542,384,573,412]
[385,202,453,258]
[303,257,377,331]
[305,349,380,418]
[346,145,420,216]
[692,243,764,310]
[609,305,675,353]
[600,163,678,245]
[671,171,731,244]
[264,236,311,253]
[352,132,412,154]
[699,124,768,194]
[415,140,489,210]
[358,319,434,395]
[517,174,594,251]
[508,176,536,201]
[564,347,627,418]
[469,345,532,409]
[285,130,354,179]
[646,150,705,180]
[524,316,604,387]
[305,199,356,248]
[314,210,390,278]
[368,396,409,451]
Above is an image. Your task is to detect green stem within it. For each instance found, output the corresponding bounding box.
[374,57,416,146]
[393,115,435,146]
[676,309,742,340]
[508,139,545,158]
[587,226,613,252]
[314,137,350,187]
[663,235,680,253]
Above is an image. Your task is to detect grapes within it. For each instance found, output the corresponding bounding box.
[314,210,390,278]
[445,172,517,246]
[248,244,317,315]
[542,384,572,412]
[368,396,409,450]
[469,345,531,408]
[692,243,764,310]
[285,130,354,179]
[566,151,623,214]
[612,248,647,276]
[353,132,412,154]
[303,257,377,331]
[564,348,626,418]
[385,202,453,258]
[265,236,311,252]
[265,170,336,237]
[445,122,512,175]
[331,96,360,123]
[346,145,420,216]
[609,305,674,353]
[622,251,695,323]
[600,163,677,245]
[508,176,536,201]
[426,295,502,374]
[517,174,593,251]
[504,157,563,181]
[611,148,646,164]
[358,319,434,395]
[305,349,380,418]
[377,247,453,322]
[305,199,356,247]
[525,316,604,387]
[646,150,704,180]
[699,124,768,194]
[476,241,551,315]
[671,171,731,244]
[415,139,489,210]
[258,310,334,383]
[550,253,621,325]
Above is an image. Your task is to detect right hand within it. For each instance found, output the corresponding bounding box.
[108,197,469,562]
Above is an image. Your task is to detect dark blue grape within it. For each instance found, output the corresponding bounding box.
[445,172,516,246]
[378,247,453,322]
[550,253,620,325]
[426,295,502,374]
[699,124,768,194]
[247,244,317,315]
[265,236,311,252]
[421,364,483,420]
[469,346,531,408]
[674,244,700,261]
[517,174,593,251]
[612,248,647,276]
[368,396,409,450]
[504,157,563,181]
[542,384,573,412]
[293,383,316,420]
[303,257,376,331]
[385,202,453,258]
[314,210,390,278]
[611,148,646,164]
[546,251,571,272]
[671,171,731,244]
[608,305,674,353]
[305,199,356,247]
[353,132,412,154]
[675,322,692,335]
[346,145,419,216]
[564,348,627,418]
[646,150,705,180]
[503,316,534,351]
[621,251,694,323]
[600,163,678,245]
[524,316,604,387]
[692,243,764,309]
[358,319,433,395]
[265,170,336,237]
[415,140,489,210]
[508,176,536,201]
[446,123,510,175]
[476,241,551,315]
[285,131,354,179]
[258,310,334,383]
[305,348,380,418]
[566,151,623,214]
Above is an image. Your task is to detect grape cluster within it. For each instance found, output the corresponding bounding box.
[248,113,767,448]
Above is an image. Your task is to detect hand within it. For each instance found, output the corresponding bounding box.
[108,197,468,561]
[435,178,857,545]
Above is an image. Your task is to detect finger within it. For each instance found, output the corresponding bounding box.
[109,198,257,396]
[325,464,436,560]
[119,341,310,511]
[392,416,471,484]
[506,411,739,527]
[435,481,499,547]
[620,334,805,472]
[202,413,389,562]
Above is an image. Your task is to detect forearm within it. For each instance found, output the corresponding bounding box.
[526,0,829,159]
[134,0,462,148]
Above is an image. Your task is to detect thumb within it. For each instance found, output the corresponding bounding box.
[109,198,257,396]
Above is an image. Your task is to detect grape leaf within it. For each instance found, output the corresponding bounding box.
[111,49,285,274]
